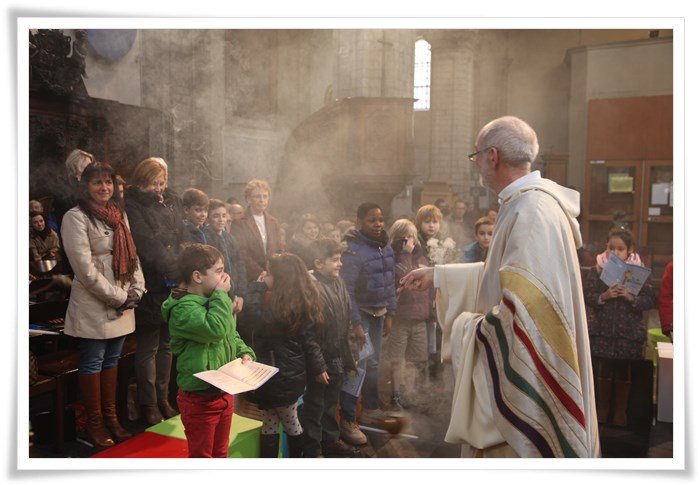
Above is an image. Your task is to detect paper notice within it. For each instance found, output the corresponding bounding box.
[651,183,670,205]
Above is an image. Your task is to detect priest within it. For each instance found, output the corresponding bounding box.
[399,116,600,458]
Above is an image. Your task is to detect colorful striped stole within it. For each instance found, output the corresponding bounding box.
[475,265,592,457]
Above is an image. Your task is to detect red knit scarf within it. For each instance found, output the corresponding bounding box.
[86,200,139,284]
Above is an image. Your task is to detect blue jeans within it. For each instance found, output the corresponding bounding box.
[339,313,384,421]
[77,336,127,375]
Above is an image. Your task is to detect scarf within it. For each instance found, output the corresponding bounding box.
[85,200,139,284]
[31,225,53,240]
[596,250,643,269]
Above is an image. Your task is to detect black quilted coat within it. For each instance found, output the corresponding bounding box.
[124,186,184,324]
[242,281,325,409]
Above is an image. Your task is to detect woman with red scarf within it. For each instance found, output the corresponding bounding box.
[61,162,145,450]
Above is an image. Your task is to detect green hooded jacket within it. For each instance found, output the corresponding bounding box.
[162,288,255,392]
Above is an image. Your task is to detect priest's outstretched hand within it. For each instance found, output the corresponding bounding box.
[398,266,434,293]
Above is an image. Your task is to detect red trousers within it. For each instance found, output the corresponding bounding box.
[177,389,234,458]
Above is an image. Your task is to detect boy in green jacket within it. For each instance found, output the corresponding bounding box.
[162,243,255,458]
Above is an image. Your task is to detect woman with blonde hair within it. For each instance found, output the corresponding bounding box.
[124,157,184,424]
[52,149,97,228]
[232,178,284,281]
[65,149,96,181]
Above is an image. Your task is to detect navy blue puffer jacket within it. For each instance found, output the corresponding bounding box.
[340,229,397,325]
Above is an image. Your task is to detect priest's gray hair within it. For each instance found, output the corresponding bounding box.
[479,116,539,167]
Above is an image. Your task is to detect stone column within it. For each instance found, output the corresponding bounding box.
[424,31,477,199]
[140,29,227,195]
[333,29,415,99]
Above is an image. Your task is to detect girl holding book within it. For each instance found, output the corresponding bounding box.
[583,227,656,427]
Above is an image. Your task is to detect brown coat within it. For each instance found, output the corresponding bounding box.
[30,230,60,261]
[232,206,284,281]
[61,207,146,340]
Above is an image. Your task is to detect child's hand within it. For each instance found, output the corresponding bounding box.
[353,323,366,347]
[233,296,244,314]
[618,285,635,302]
[215,273,232,293]
[315,371,330,385]
[257,270,274,288]
[403,238,416,254]
[263,273,274,289]
[601,284,621,301]
[241,354,253,363]
[382,316,393,337]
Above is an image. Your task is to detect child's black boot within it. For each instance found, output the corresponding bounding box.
[260,433,280,458]
[287,432,305,458]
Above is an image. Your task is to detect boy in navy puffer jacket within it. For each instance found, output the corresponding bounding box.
[337,202,396,445]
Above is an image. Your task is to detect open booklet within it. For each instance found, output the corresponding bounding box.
[194,358,278,395]
[600,252,652,296]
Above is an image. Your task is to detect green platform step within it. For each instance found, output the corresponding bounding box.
[147,413,262,458]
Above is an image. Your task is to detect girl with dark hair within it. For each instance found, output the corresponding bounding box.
[61,161,145,450]
[584,228,656,428]
[124,157,184,425]
[242,253,326,458]
[286,213,321,269]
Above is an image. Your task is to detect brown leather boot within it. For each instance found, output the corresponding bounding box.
[158,399,179,420]
[78,373,115,450]
[101,366,132,443]
[612,379,632,427]
[141,405,164,425]
[595,377,613,424]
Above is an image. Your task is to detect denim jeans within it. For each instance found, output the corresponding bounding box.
[77,336,127,375]
[339,313,384,421]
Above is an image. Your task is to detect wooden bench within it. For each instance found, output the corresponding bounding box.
[33,335,138,454]
[29,374,62,452]
[35,352,79,453]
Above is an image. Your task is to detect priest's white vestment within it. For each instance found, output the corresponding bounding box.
[435,173,600,458]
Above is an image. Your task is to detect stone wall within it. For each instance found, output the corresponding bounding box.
[411,28,673,209]
[74,27,674,211]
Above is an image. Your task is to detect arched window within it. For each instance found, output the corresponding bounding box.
[414,39,431,111]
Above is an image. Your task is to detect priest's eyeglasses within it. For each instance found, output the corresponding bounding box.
[467,146,494,162]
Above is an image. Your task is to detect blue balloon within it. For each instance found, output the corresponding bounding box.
[86,29,137,61]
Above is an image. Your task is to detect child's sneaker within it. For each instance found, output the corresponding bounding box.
[389,393,404,412]
[321,439,360,457]
[339,418,367,446]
